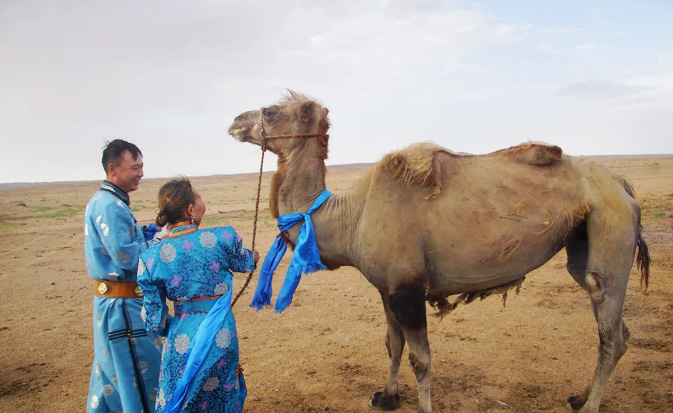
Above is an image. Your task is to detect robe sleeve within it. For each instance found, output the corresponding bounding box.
[94,200,147,271]
[137,256,171,336]
[220,227,256,273]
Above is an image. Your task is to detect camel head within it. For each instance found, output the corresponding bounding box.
[228,91,330,158]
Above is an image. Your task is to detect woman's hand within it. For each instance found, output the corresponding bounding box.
[252,250,260,266]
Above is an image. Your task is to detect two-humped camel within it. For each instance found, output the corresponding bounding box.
[228,91,650,413]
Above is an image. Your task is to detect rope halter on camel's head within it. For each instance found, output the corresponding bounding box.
[232,107,328,307]
[257,108,329,152]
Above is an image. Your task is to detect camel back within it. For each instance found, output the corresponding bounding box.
[379,141,563,200]
[365,141,636,245]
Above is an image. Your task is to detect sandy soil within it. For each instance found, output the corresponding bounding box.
[0,155,671,412]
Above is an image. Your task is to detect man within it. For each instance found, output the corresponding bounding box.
[84,139,161,412]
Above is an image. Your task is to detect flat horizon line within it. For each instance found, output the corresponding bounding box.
[2,155,671,190]
[0,162,378,190]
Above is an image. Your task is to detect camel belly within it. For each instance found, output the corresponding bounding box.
[424,241,564,295]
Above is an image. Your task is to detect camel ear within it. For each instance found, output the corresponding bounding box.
[298,102,316,122]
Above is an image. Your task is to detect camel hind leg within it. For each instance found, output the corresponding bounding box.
[565,205,640,413]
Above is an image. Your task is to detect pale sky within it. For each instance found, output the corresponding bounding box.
[1,0,672,184]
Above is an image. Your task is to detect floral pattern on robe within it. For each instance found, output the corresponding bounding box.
[138,225,255,412]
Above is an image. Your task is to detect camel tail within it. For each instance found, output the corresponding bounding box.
[619,177,650,291]
[636,227,651,292]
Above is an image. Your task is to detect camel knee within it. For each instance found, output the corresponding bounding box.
[409,351,431,382]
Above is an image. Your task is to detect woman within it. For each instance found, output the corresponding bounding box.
[138,177,258,412]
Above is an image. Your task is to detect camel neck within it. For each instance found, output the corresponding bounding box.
[270,150,362,269]
[275,151,327,216]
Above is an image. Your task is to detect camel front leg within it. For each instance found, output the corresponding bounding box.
[390,283,432,413]
[371,291,405,411]
[404,326,432,413]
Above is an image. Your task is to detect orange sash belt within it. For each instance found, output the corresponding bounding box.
[94,280,144,298]
[174,295,223,316]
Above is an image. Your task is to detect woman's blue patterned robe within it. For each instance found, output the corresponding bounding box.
[138,225,255,412]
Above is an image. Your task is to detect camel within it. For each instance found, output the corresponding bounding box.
[227,91,650,413]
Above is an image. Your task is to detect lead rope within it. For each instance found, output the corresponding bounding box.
[231,136,267,307]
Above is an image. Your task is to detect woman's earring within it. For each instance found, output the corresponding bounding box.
[191,215,194,224]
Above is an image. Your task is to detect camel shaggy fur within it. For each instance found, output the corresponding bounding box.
[228,91,650,413]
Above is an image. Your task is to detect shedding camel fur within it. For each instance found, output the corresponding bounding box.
[228,91,651,413]
[381,142,454,199]
[428,276,525,319]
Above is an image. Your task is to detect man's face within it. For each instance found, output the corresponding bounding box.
[107,150,144,193]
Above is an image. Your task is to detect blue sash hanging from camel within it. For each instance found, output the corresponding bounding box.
[250,189,332,313]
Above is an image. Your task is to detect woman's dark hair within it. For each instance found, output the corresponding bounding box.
[101,139,142,173]
[156,177,195,227]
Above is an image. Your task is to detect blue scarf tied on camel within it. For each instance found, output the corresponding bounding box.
[250,189,332,313]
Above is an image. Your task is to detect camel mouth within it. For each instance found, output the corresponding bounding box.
[228,126,251,142]
[228,127,246,136]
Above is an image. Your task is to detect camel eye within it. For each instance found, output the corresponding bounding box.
[264,110,275,120]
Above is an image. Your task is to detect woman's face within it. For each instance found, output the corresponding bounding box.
[190,188,207,226]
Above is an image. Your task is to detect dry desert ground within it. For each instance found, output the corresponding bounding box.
[0,155,672,412]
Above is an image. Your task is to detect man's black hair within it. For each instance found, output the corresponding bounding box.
[101,139,143,174]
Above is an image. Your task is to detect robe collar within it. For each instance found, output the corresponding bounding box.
[100,180,130,206]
